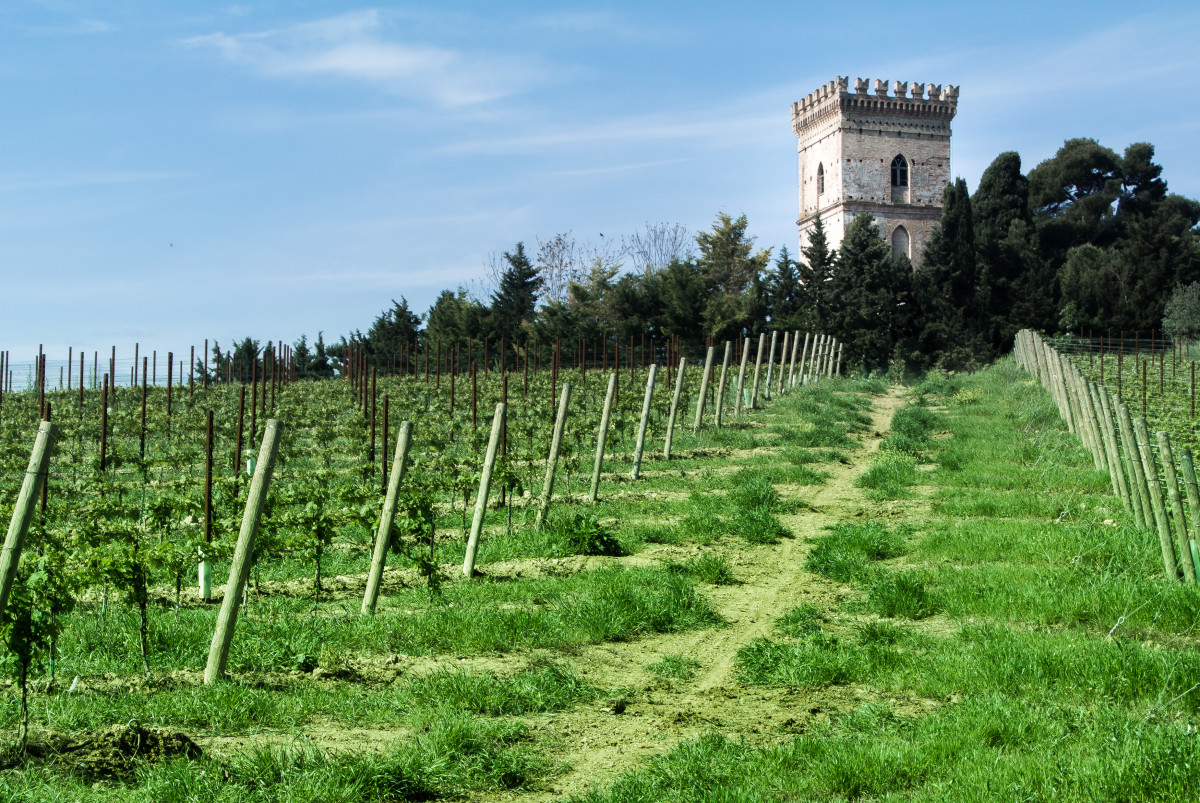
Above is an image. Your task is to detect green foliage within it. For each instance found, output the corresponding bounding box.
[1162,281,1200,338]
[646,654,701,680]
[664,553,738,585]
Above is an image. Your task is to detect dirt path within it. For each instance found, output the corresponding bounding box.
[194,387,910,799]
[479,386,909,802]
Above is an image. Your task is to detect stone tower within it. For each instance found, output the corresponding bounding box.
[792,77,959,266]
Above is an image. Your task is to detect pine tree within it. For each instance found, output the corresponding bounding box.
[767,246,802,328]
[826,214,912,369]
[799,213,836,331]
[489,243,543,345]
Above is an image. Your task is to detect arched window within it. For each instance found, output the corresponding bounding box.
[817,163,825,196]
[891,226,910,260]
[890,155,908,187]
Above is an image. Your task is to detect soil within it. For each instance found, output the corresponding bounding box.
[0,723,201,781]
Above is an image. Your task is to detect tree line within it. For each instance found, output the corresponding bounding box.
[215,137,1200,378]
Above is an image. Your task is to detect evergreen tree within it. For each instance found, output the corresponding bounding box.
[489,243,542,345]
[826,214,912,370]
[292,334,311,377]
[914,180,989,369]
[798,213,836,331]
[425,289,485,349]
[695,213,772,339]
[310,332,333,378]
[357,297,421,369]
[767,246,802,328]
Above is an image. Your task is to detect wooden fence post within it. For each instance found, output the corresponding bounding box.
[1177,448,1200,580]
[362,421,415,614]
[1117,403,1151,529]
[204,419,284,684]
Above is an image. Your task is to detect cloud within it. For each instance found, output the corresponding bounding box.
[183,10,545,107]
[442,111,780,155]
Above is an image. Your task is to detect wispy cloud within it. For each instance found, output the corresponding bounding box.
[552,158,687,177]
[20,17,116,36]
[183,9,546,107]
[527,10,673,44]
[442,111,780,155]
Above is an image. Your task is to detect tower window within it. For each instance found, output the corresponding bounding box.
[891,155,908,187]
[891,226,910,260]
[817,163,825,195]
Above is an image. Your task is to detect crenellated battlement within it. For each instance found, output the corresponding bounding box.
[791,74,959,267]
[790,76,959,130]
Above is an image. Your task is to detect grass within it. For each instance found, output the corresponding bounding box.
[570,357,1200,802]
[646,655,701,681]
[805,521,907,583]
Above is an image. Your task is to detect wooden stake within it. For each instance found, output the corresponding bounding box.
[750,332,766,409]
[463,404,505,577]
[362,421,415,614]
[1134,416,1179,580]
[663,357,687,459]
[630,364,659,480]
[0,421,56,620]
[204,419,283,683]
[535,383,572,528]
[694,345,715,433]
[589,372,617,503]
[1157,431,1196,583]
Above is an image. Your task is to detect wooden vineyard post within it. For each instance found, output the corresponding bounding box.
[630,364,659,480]
[204,419,283,684]
[1096,385,1131,511]
[1177,449,1200,579]
[1133,416,1179,580]
[235,385,246,475]
[693,345,715,433]
[362,421,415,614]
[100,374,109,471]
[787,330,801,390]
[1116,403,1151,529]
[380,395,390,493]
[734,338,750,416]
[750,333,766,409]
[715,341,732,429]
[763,330,777,400]
[663,357,687,460]
[0,421,57,620]
[167,352,174,420]
[201,409,214,601]
[589,373,617,503]
[139,358,148,458]
[463,404,505,578]
[796,333,811,388]
[536,383,572,528]
[776,331,788,396]
[1158,431,1196,583]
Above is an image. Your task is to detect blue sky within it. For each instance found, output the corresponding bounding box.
[3,1,1199,378]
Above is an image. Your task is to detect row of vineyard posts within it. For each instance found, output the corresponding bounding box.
[0,328,844,688]
[1015,330,1200,582]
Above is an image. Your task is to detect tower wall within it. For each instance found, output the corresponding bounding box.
[793,77,958,266]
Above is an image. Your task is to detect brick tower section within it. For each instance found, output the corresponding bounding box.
[792,77,959,266]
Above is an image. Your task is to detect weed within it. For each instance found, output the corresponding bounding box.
[776,604,824,638]
[865,570,940,619]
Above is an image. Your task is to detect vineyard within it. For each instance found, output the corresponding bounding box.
[4,333,1200,801]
